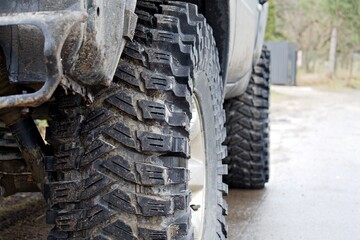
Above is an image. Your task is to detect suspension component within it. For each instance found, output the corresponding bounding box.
[0,11,87,109]
[0,49,46,195]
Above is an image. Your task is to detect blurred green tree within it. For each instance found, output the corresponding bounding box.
[323,0,359,77]
[265,0,285,41]
[274,0,359,75]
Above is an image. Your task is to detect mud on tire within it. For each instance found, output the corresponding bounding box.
[224,48,270,189]
[45,1,227,239]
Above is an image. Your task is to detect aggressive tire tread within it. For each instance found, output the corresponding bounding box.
[46,1,227,239]
[224,48,270,189]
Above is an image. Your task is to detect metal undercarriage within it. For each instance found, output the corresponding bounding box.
[0,0,137,196]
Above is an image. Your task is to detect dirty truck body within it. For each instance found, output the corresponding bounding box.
[0,0,270,239]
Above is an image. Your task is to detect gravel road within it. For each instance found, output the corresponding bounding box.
[1,86,359,239]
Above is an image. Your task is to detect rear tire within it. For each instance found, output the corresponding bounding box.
[0,122,32,196]
[46,2,227,239]
[224,48,270,189]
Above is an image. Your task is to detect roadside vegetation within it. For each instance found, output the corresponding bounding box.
[266,0,360,82]
[297,72,360,91]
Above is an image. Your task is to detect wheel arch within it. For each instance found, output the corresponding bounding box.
[202,0,230,88]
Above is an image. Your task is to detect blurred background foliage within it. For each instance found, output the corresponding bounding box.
[265,0,360,83]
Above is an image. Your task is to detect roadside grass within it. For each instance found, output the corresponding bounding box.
[297,73,360,91]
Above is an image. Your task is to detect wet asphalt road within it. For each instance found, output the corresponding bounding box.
[226,86,360,240]
[1,86,360,239]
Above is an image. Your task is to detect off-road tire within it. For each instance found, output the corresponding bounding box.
[0,122,22,164]
[45,1,227,239]
[0,51,33,196]
[0,122,31,195]
[223,48,270,189]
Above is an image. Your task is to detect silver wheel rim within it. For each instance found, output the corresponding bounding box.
[189,96,206,240]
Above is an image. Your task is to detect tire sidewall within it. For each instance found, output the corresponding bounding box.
[194,71,220,240]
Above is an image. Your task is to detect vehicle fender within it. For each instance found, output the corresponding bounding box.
[253,2,268,66]
[224,1,268,99]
